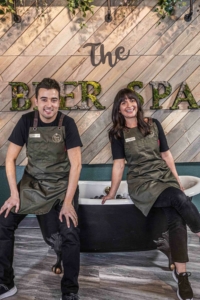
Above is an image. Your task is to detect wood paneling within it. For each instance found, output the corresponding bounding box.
[0,0,200,165]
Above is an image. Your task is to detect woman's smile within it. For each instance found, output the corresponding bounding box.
[119,98,138,118]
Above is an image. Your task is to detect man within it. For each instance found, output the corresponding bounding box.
[0,78,82,300]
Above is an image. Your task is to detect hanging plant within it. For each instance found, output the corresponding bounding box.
[0,0,189,26]
[0,0,15,15]
[66,0,94,17]
[155,0,186,19]
[0,0,94,28]
[66,0,94,28]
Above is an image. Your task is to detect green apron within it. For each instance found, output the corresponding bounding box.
[124,120,179,217]
[16,111,70,215]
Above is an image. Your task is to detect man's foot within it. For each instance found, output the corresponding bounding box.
[61,293,79,300]
[0,284,17,299]
[173,271,193,300]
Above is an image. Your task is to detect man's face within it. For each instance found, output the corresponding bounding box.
[35,88,60,123]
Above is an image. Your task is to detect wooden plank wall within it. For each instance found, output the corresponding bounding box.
[0,0,200,165]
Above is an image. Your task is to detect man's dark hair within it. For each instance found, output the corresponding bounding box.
[35,78,60,99]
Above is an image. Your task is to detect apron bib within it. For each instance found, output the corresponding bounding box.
[16,111,70,215]
[124,120,179,216]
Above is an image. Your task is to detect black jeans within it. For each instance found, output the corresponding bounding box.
[153,187,200,263]
[0,195,80,295]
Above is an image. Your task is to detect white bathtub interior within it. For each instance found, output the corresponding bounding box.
[78,176,200,205]
[179,176,200,197]
[78,181,131,205]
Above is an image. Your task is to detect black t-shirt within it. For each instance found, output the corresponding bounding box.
[111,119,169,160]
[9,111,82,149]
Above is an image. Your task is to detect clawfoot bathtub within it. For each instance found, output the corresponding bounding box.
[47,176,200,273]
[78,176,200,250]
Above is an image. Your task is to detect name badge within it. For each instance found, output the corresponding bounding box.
[29,133,40,138]
[125,137,136,143]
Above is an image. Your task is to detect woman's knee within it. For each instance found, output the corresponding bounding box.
[172,189,190,207]
[164,207,186,227]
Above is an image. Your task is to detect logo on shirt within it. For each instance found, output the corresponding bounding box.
[52,133,62,143]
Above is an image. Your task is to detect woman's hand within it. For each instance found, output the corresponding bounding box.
[101,159,125,205]
[161,151,185,192]
[102,193,115,205]
[178,181,185,191]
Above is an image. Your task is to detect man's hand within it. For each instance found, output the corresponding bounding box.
[0,196,20,217]
[59,203,78,228]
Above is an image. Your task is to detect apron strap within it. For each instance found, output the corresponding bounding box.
[33,111,64,130]
[33,110,39,130]
[58,113,65,129]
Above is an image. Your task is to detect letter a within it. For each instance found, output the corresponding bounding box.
[170,82,199,110]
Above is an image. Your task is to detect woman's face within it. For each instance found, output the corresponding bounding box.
[119,97,138,119]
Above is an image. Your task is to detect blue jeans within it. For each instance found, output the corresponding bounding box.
[153,187,200,262]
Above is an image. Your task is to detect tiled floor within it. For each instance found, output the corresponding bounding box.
[7,219,200,300]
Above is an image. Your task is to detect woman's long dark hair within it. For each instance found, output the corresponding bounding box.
[109,88,151,140]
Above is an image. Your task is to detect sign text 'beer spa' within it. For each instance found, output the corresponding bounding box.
[8,80,200,111]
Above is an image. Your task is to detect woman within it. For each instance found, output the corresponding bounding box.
[102,88,200,300]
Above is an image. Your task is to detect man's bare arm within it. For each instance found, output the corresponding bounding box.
[59,146,82,227]
[0,142,22,217]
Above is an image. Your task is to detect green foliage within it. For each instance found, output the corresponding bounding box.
[0,0,15,14]
[155,0,186,19]
[0,0,94,28]
[127,81,144,105]
[149,81,172,110]
[9,82,31,111]
[80,81,105,110]
[66,0,94,17]
[170,82,199,110]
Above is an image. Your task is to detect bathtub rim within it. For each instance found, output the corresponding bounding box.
[78,176,200,205]
[179,175,200,197]
[78,198,133,205]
